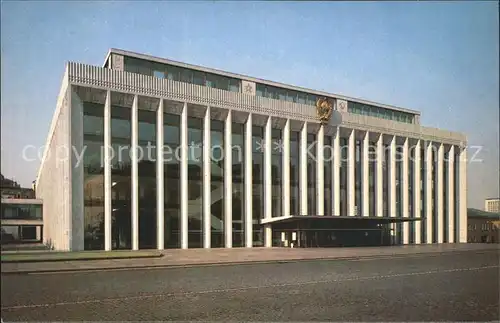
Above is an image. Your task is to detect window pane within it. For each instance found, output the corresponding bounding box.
[164,124,179,144]
[138,122,155,142]
[166,66,179,81]
[84,115,104,136]
[111,106,131,141]
[180,68,193,83]
[286,90,296,102]
[153,70,165,79]
[228,79,240,92]
[205,73,216,88]
[298,93,306,104]
[265,86,274,99]
[277,88,287,101]
[307,95,316,106]
[137,61,152,76]
[193,71,205,86]
[216,76,229,91]
[256,84,265,97]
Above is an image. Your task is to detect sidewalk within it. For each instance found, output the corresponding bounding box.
[2,243,498,275]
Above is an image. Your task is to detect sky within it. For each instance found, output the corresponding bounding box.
[1,1,498,209]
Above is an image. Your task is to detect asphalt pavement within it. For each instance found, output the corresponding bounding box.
[1,248,499,321]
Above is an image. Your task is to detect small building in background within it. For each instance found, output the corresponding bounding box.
[484,198,500,213]
[467,208,500,243]
[0,174,43,246]
[0,174,35,199]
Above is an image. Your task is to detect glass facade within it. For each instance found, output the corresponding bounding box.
[232,122,245,247]
[111,105,132,250]
[123,56,416,124]
[307,133,316,215]
[252,126,264,246]
[290,131,300,216]
[348,101,414,124]
[164,113,181,248]
[1,225,41,243]
[187,117,203,248]
[271,128,283,217]
[83,102,105,250]
[256,84,317,106]
[355,139,361,216]
[395,145,403,242]
[210,120,224,248]
[340,138,348,216]
[72,88,460,250]
[1,203,42,220]
[432,147,438,243]
[138,109,157,249]
[383,143,389,217]
[368,141,377,217]
[124,57,241,93]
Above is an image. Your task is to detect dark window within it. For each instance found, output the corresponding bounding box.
[83,101,105,250]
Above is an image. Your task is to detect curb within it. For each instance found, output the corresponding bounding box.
[2,249,496,275]
[1,254,163,264]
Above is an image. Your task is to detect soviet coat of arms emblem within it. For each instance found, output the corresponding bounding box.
[316,97,333,124]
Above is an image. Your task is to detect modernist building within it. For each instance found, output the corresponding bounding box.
[467,208,500,243]
[1,174,43,245]
[485,198,500,213]
[35,49,468,251]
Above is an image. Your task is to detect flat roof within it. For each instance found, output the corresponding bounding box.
[105,48,421,116]
[1,198,43,205]
[261,215,422,225]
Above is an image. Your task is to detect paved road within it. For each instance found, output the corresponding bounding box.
[2,249,499,321]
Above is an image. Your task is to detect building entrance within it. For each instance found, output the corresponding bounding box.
[265,216,419,248]
[273,228,389,247]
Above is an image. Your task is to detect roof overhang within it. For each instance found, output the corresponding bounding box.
[261,215,422,225]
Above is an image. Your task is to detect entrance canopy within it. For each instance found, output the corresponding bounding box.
[261,215,422,225]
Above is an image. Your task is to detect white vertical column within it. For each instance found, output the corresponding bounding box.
[156,100,164,250]
[362,131,369,217]
[180,102,188,249]
[244,114,253,248]
[425,141,433,244]
[36,226,42,240]
[413,140,421,244]
[447,146,455,243]
[388,136,396,244]
[316,125,324,215]
[388,136,396,218]
[264,117,272,247]
[376,134,384,217]
[333,127,340,216]
[300,122,308,215]
[224,110,233,248]
[103,90,112,251]
[203,106,211,248]
[402,138,409,244]
[458,147,467,243]
[131,95,139,250]
[347,129,355,216]
[282,119,291,218]
[437,143,444,243]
